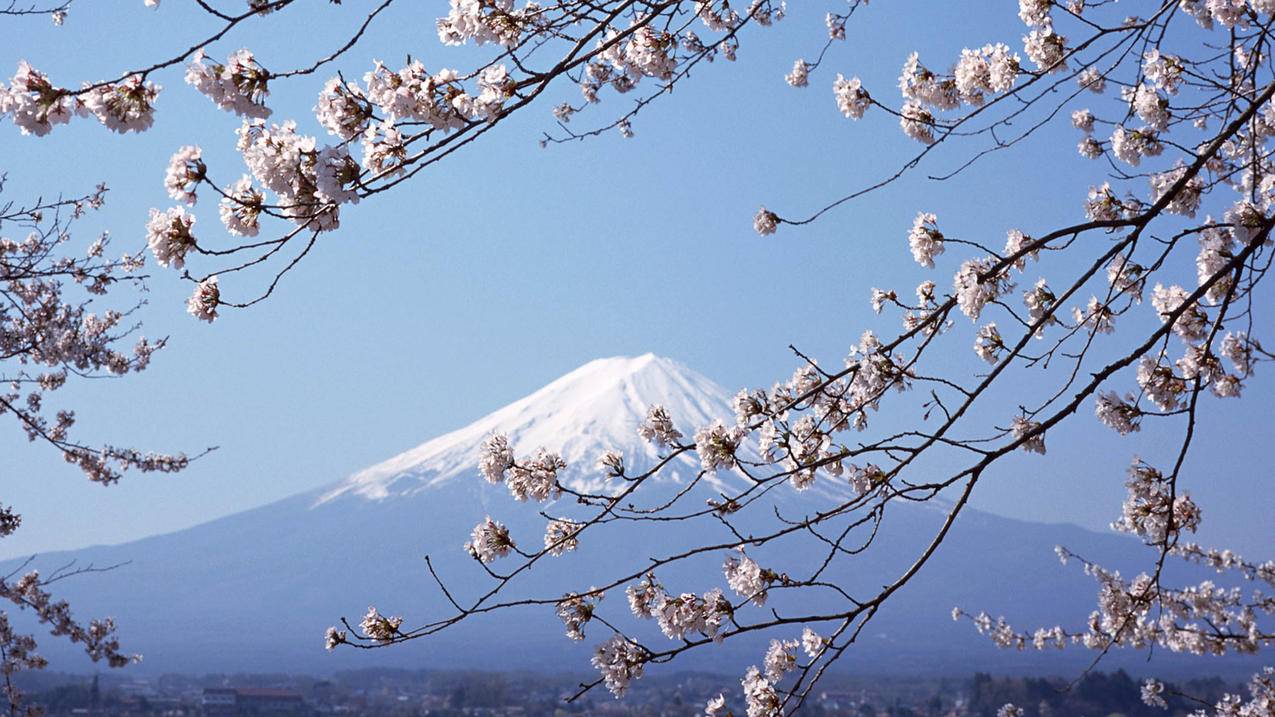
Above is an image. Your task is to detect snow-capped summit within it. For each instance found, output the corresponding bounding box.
[319,354,736,503]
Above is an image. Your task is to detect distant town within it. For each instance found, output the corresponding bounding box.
[12,668,1243,717]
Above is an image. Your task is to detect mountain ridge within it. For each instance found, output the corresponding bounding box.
[1,354,1258,678]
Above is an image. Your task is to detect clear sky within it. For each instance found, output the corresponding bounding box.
[0,2,1269,559]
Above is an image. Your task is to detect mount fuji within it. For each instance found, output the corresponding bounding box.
[4,355,1255,677]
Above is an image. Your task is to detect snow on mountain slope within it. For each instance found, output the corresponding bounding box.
[319,353,744,502]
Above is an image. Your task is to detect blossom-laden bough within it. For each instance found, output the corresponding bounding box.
[5,0,1275,715]
[0,178,200,715]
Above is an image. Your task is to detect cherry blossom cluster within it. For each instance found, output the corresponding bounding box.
[625,575,732,643]
[185,48,272,119]
[959,539,1272,659]
[0,62,158,136]
[0,562,142,714]
[478,433,567,502]
[358,606,403,644]
[464,515,515,563]
[2,182,189,485]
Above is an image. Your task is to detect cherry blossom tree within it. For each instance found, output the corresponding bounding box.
[4,1,1275,716]
[0,179,192,714]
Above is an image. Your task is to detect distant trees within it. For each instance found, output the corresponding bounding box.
[1,1,1273,716]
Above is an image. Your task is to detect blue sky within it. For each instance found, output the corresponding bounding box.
[0,2,1269,558]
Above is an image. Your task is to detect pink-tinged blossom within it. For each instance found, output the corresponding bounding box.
[185,49,271,118]
[974,323,1003,364]
[315,77,372,140]
[324,626,346,651]
[801,627,826,658]
[1224,200,1268,245]
[833,74,870,119]
[145,206,196,270]
[479,433,515,483]
[1094,392,1141,435]
[596,449,625,478]
[503,449,565,502]
[1196,224,1236,302]
[1085,183,1132,221]
[1151,283,1209,344]
[164,145,205,205]
[908,212,944,268]
[763,638,798,682]
[899,101,936,144]
[186,277,219,323]
[1125,84,1169,131]
[81,75,160,134]
[1143,50,1184,94]
[898,52,958,110]
[235,119,349,232]
[847,462,885,495]
[753,207,778,235]
[654,589,730,642]
[1150,162,1204,217]
[1077,66,1106,93]
[361,120,408,176]
[1221,332,1253,375]
[1004,229,1038,270]
[464,516,514,563]
[1110,126,1163,166]
[363,60,467,130]
[1176,344,1239,398]
[1137,357,1186,411]
[954,44,1019,104]
[724,550,772,605]
[1072,108,1094,133]
[1023,26,1066,72]
[1072,296,1116,335]
[1010,416,1045,454]
[742,666,780,717]
[556,592,599,640]
[592,635,646,697]
[544,518,581,556]
[1108,256,1146,300]
[870,288,896,314]
[826,13,845,40]
[314,145,362,206]
[785,59,809,88]
[694,420,746,473]
[437,0,540,47]
[626,573,662,619]
[1018,0,1051,26]
[732,388,768,425]
[1112,459,1200,544]
[359,606,402,643]
[638,404,683,448]
[1023,278,1057,335]
[0,569,138,672]
[1,62,78,136]
[954,257,1012,321]
[219,176,265,237]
